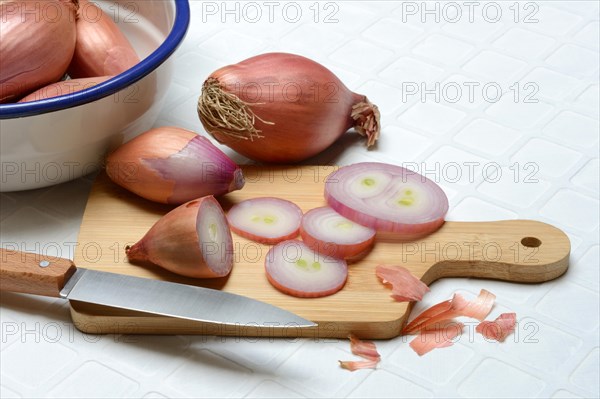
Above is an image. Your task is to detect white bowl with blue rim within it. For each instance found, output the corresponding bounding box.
[0,0,190,192]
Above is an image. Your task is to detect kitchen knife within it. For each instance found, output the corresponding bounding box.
[0,248,316,328]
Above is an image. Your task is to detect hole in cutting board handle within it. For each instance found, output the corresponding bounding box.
[521,237,542,248]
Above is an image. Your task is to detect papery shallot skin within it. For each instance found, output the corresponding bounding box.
[454,289,496,321]
[339,334,381,371]
[476,313,516,342]
[18,76,111,102]
[339,358,380,371]
[376,265,430,302]
[198,53,380,163]
[409,322,464,356]
[105,127,245,204]
[68,0,139,78]
[349,334,380,359]
[0,0,78,103]
[403,289,495,334]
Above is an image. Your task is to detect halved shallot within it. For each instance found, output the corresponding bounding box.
[325,163,449,236]
[106,127,245,204]
[265,240,347,298]
[300,206,375,259]
[476,313,517,342]
[227,197,302,244]
[126,196,233,278]
[197,53,380,163]
[403,289,496,334]
[375,265,429,302]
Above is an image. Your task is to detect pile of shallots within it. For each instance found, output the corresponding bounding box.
[0,0,139,103]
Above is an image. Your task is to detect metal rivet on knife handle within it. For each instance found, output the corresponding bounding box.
[0,248,77,297]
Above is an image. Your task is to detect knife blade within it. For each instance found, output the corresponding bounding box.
[0,249,316,328]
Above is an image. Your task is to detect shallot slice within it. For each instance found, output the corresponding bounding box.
[476,313,517,342]
[227,198,302,244]
[375,265,430,302]
[300,206,375,259]
[409,322,464,356]
[126,196,234,278]
[404,289,495,334]
[339,334,381,371]
[325,163,449,236]
[265,240,347,298]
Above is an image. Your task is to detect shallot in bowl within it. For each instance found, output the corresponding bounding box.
[0,0,190,191]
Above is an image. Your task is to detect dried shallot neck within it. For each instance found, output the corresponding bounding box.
[65,0,80,13]
[197,77,271,142]
[351,98,380,147]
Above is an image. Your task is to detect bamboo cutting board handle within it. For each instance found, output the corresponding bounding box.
[0,248,77,297]
[395,219,571,285]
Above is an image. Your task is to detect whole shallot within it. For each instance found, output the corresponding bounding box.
[106,127,245,204]
[0,0,78,103]
[126,196,234,278]
[197,53,380,163]
[18,76,111,102]
[68,0,139,78]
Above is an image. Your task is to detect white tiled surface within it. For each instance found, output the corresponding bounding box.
[1,1,599,397]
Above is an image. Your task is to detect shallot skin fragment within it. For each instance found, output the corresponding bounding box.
[375,265,430,302]
[476,313,517,342]
[349,334,380,360]
[403,289,495,334]
[409,322,464,356]
[339,334,381,371]
[339,358,380,372]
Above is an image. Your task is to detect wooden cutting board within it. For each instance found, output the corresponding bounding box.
[72,165,570,339]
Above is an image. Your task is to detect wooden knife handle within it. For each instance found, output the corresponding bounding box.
[0,248,77,297]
